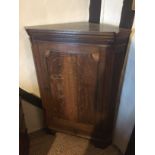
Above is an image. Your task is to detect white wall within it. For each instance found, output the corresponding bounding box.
[100,0,123,26]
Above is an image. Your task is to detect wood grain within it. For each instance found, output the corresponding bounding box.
[26,22,130,148]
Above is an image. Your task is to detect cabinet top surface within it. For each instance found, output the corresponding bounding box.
[25,22,130,35]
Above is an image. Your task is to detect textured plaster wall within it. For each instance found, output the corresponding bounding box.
[100,0,123,26]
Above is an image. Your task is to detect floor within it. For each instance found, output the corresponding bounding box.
[29,130,122,155]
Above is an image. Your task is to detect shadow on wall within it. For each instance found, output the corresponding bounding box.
[83,122,122,155]
[113,32,135,153]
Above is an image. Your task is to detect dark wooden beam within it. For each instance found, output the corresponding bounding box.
[119,0,135,29]
[19,98,29,155]
[89,0,102,23]
[125,126,135,155]
[19,88,43,109]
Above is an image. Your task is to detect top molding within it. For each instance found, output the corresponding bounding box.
[26,22,131,45]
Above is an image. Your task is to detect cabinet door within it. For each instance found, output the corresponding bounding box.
[33,41,119,139]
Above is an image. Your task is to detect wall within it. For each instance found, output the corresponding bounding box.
[100,0,123,26]
[19,0,90,96]
[21,99,44,133]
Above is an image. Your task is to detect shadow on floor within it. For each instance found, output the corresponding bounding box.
[29,129,56,155]
[83,143,122,155]
[83,120,122,155]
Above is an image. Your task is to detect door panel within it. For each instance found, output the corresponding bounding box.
[37,41,111,130]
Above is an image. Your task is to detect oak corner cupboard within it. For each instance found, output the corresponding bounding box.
[26,22,130,148]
